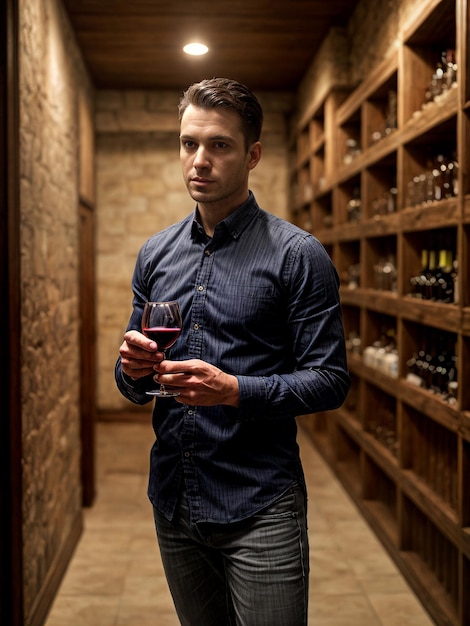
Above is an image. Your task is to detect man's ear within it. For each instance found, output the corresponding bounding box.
[247,141,262,170]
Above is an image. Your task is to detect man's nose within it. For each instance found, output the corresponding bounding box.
[193,147,210,169]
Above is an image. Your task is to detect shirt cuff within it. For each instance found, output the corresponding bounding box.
[116,365,153,405]
[235,375,268,421]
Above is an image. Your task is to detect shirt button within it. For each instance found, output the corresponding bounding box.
[193,323,199,331]
[184,451,190,458]
[204,249,211,256]
[198,285,204,291]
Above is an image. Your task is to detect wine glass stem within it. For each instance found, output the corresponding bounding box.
[159,351,166,393]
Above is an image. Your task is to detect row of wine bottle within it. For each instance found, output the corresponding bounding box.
[347,184,398,222]
[346,327,458,405]
[344,89,398,163]
[374,255,397,292]
[406,153,458,207]
[346,152,457,222]
[346,329,399,379]
[409,247,458,304]
[423,49,457,106]
[343,48,457,166]
[362,330,398,379]
[344,243,458,304]
[342,260,399,293]
[406,330,458,405]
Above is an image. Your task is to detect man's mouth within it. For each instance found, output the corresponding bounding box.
[191,177,213,187]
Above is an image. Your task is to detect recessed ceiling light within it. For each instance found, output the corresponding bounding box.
[183,42,209,56]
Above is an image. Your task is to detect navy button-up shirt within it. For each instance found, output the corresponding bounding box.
[115,193,350,525]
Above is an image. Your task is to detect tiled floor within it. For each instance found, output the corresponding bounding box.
[45,421,434,626]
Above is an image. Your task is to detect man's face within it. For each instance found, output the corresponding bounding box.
[179,104,261,211]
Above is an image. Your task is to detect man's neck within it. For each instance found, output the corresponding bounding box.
[197,194,249,237]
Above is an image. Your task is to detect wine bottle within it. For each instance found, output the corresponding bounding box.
[424,248,437,300]
[346,187,361,222]
[449,152,458,197]
[452,258,458,304]
[444,49,457,89]
[435,248,449,301]
[410,247,429,298]
[433,155,445,201]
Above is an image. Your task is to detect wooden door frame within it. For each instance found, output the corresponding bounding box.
[79,199,96,506]
[0,0,24,624]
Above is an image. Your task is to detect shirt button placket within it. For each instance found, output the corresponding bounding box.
[187,250,212,358]
[183,249,213,521]
[182,408,200,516]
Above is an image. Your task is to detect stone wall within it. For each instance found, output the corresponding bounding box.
[95,89,294,413]
[19,0,92,622]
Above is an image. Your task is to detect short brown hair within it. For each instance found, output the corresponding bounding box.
[178,78,263,148]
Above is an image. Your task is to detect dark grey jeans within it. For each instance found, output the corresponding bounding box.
[153,485,309,626]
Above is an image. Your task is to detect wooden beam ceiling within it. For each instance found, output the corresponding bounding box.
[62,0,360,91]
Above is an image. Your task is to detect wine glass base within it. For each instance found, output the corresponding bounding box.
[145,390,180,397]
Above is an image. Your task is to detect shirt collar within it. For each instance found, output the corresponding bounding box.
[190,191,259,242]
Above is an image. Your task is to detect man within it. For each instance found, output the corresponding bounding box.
[116,77,350,626]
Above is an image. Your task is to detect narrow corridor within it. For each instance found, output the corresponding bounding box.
[45,421,434,626]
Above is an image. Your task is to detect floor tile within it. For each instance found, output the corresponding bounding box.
[367,592,435,625]
[45,595,119,626]
[308,593,381,625]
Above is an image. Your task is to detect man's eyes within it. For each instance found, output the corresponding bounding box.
[181,141,229,150]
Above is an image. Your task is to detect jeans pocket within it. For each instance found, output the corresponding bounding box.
[254,485,302,520]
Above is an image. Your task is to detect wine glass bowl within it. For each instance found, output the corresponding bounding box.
[142,301,182,397]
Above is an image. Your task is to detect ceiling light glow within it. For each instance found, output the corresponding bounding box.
[183,42,209,56]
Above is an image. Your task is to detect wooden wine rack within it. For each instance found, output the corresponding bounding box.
[290,1,470,624]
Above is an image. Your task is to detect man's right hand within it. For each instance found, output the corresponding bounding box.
[119,330,164,380]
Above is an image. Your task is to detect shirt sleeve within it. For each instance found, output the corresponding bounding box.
[235,235,350,420]
[114,240,156,405]
[115,359,155,405]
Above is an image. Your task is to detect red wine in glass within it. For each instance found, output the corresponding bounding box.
[142,301,182,397]
[141,327,181,350]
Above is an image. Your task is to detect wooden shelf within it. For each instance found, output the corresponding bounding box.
[399,297,461,330]
[399,380,460,429]
[291,1,469,623]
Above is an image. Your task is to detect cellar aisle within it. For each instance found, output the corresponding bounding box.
[45,421,434,626]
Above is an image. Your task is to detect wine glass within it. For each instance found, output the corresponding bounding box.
[141,300,182,397]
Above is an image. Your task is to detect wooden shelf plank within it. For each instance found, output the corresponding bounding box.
[398,552,458,626]
[360,212,401,237]
[464,195,470,222]
[399,297,461,332]
[399,380,459,431]
[362,499,399,544]
[400,198,460,230]
[400,86,458,142]
[400,470,470,560]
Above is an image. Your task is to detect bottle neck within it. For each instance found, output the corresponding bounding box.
[421,249,429,270]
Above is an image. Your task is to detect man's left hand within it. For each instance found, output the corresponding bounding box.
[153,359,240,407]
